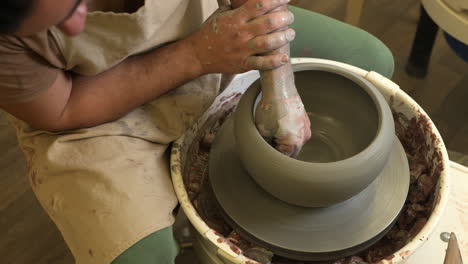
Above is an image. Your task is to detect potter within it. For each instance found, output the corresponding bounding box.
[1,0,399,263]
[0,0,295,263]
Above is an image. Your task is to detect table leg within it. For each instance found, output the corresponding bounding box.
[345,0,365,26]
[406,5,439,78]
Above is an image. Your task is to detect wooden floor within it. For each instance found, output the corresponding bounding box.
[292,0,468,155]
[1,1,467,263]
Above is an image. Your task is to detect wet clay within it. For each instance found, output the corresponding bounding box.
[234,67,395,208]
[292,71,379,162]
[210,115,408,261]
[184,105,443,264]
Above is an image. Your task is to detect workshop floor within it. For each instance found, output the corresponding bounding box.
[1,0,467,263]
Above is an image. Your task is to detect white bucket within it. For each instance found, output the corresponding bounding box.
[170,58,451,264]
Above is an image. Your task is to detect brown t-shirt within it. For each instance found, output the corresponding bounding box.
[0,31,66,104]
[0,0,144,104]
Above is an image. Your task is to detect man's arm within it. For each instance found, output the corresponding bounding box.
[1,0,295,131]
[1,40,203,131]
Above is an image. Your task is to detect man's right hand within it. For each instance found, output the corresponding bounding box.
[186,0,295,75]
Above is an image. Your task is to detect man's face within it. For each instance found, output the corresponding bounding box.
[16,0,88,36]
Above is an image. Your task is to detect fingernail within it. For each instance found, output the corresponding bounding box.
[286,29,296,41]
[289,11,295,23]
[282,55,290,63]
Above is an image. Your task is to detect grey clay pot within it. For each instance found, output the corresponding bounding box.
[234,63,396,207]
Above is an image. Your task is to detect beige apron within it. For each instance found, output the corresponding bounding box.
[9,0,221,263]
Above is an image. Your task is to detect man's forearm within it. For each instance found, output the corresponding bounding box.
[60,39,204,129]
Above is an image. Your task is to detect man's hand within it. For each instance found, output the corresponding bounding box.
[255,92,311,157]
[186,0,295,74]
[213,0,311,157]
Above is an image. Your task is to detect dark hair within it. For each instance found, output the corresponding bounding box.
[0,0,35,34]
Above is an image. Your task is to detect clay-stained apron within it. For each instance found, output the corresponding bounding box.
[7,0,225,263]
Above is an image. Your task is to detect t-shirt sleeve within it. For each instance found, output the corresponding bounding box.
[0,37,59,104]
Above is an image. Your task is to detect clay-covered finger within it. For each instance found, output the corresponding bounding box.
[302,112,312,142]
[237,0,290,20]
[247,10,294,35]
[248,29,295,53]
[276,143,297,157]
[244,53,290,70]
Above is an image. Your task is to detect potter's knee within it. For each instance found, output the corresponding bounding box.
[112,227,179,264]
[355,31,395,79]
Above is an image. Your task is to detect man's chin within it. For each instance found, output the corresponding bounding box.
[57,23,86,36]
[57,1,88,36]
[57,17,87,36]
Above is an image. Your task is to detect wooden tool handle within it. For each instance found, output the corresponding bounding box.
[444,233,464,264]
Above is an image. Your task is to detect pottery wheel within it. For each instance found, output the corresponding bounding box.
[209,117,410,261]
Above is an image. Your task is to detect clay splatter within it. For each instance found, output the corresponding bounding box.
[213,18,219,33]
